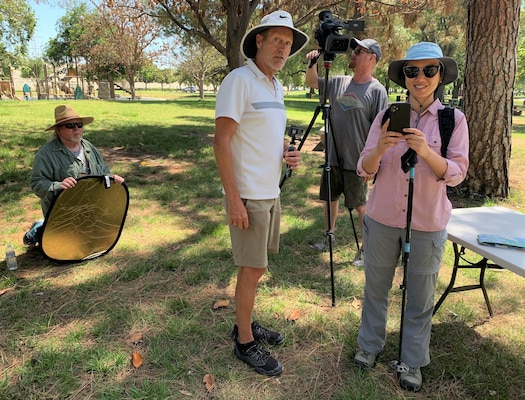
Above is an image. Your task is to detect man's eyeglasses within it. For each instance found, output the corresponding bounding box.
[353,48,372,56]
[61,122,84,129]
[403,64,441,79]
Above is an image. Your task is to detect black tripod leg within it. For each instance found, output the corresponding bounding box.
[347,208,360,252]
[321,103,336,307]
[327,106,361,253]
[296,105,321,151]
[280,105,322,189]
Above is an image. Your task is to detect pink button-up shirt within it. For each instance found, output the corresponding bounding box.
[357,100,469,232]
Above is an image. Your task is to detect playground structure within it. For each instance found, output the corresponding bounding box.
[0,79,20,100]
[36,65,96,100]
[3,64,140,101]
[0,66,91,100]
[37,64,136,99]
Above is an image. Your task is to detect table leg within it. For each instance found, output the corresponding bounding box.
[433,243,501,317]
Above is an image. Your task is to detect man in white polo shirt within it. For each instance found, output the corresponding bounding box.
[214,10,308,376]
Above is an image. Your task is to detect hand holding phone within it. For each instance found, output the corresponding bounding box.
[388,103,411,134]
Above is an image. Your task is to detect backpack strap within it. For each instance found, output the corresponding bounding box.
[437,106,455,157]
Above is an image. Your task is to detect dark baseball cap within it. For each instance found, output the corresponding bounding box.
[350,38,381,62]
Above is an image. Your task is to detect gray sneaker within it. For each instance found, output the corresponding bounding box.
[399,366,422,392]
[353,349,381,369]
[352,249,364,267]
[310,234,335,252]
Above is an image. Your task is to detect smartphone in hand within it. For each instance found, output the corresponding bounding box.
[388,103,411,134]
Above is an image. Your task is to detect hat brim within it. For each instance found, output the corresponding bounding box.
[350,37,381,62]
[241,26,309,60]
[45,116,94,131]
[388,57,458,89]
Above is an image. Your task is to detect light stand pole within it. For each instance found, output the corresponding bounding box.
[390,149,418,374]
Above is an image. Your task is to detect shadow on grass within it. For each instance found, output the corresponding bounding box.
[332,320,525,399]
[2,99,523,399]
[428,320,525,399]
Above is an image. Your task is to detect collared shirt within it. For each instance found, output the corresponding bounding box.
[30,137,112,216]
[215,58,287,199]
[357,99,469,231]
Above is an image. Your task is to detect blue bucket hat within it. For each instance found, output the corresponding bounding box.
[388,42,458,89]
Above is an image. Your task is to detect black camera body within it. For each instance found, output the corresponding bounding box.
[314,11,365,59]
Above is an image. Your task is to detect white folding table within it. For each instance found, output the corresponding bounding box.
[433,206,525,316]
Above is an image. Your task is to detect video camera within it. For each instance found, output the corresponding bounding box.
[314,11,365,60]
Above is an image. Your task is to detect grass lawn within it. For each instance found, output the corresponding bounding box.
[1,94,524,399]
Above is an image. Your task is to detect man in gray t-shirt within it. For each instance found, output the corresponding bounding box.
[305,38,388,265]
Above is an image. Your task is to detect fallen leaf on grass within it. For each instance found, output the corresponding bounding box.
[0,287,14,296]
[213,299,230,310]
[179,390,193,397]
[126,332,144,345]
[350,297,362,310]
[286,309,301,322]
[203,373,216,392]
[131,352,143,368]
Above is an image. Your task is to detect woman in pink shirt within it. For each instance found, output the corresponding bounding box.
[353,42,469,392]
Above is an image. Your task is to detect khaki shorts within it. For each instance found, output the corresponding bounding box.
[319,168,368,209]
[225,197,281,268]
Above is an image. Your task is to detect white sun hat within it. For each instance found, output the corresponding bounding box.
[240,10,309,59]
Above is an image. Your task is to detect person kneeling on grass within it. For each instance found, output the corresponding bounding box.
[24,104,124,247]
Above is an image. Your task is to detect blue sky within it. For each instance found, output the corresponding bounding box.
[28,0,66,56]
[26,1,174,66]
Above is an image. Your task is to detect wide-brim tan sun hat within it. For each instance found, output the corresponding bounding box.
[240,10,309,60]
[388,42,458,89]
[45,105,94,131]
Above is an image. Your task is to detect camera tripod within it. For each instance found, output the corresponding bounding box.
[280,54,360,307]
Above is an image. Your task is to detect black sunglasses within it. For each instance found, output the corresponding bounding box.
[61,122,84,129]
[403,64,441,79]
[353,48,372,56]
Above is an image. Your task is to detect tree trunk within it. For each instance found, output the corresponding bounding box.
[463,0,520,198]
[128,72,136,100]
[109,75,116,99]
[224,0,259,70]
[9,67,15,97]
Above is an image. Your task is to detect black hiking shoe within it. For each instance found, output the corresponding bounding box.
[234,340,283,376]
[231,321,285,346]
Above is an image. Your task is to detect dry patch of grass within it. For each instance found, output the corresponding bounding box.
[1,100,525,399]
